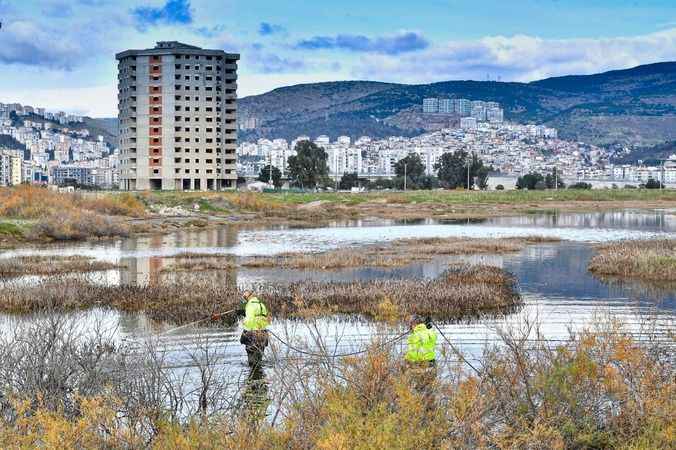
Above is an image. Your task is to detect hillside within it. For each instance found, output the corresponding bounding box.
[238,62,676,147]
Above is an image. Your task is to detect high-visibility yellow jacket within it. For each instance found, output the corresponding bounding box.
[243,296,270,331]
[405,323,437,363]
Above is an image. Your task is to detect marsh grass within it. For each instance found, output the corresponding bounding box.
[162,253,237,272]
[388,235,560,256]
[589,239,676,281]
[0,264,520,324]
[241,250,427,270]
[0,256,121,278]
[261,265,521,322]
[242,236,559,270]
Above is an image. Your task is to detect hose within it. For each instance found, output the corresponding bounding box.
[268,328,410,358]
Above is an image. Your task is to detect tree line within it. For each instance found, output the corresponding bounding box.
[258,140,493,191]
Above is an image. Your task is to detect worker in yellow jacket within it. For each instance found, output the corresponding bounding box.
[405,315,438,403]
[213,290,270,368]
[405,315,437,366]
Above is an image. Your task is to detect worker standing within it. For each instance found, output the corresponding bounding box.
[213,290,270,368]
[239,290,270,368]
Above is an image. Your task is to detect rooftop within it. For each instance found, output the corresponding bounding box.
[116,42,239,60]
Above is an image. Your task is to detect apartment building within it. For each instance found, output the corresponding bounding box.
[116,41,239,191]
[0,149,22,186]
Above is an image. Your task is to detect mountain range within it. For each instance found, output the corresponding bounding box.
[235,62,676,149]
[86,62,676,152]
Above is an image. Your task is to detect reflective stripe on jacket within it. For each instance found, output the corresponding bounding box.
[243,297,270,331]
[405,323,437,363]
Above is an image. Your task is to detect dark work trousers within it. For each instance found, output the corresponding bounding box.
[240,329,269,368]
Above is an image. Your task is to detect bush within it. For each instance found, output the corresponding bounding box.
[495,184,505,190]
[568,182,593,190]
[32,210,129,241]
[644,179,664,189]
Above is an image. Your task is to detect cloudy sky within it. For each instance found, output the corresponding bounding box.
[1,0,675,117]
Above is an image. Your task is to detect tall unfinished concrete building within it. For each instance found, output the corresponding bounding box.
[116,42,239,191]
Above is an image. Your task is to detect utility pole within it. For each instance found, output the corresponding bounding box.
[268,153,273,186]
[404,162,407,191]
[555,167,558,191]
[466,154,471,190]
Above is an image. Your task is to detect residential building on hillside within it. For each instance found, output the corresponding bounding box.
[438,98,453,113]
[0,149,23,186]
[422,98,439,113]
[116,41,239,191]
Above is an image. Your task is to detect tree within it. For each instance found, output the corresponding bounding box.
[339,172,360,190]
[258,165,282,189]
[435,151,466,189]
[287,141,329,190]
[644,179,664,189]
[435,150,490,190]
[394,153,426,184]
[516,172,545,190]
[544,168,565,189]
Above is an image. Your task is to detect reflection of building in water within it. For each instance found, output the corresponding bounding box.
[118,225,241,287]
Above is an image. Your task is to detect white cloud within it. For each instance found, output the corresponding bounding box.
[352,28,676,83]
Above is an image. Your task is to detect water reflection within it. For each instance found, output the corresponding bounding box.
[0,210,674,353]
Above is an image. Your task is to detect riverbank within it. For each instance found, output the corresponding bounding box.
[2,186,675,248]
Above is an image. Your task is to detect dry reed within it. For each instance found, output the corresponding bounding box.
[0,264,520,324]
[162,253,237,272]
[242,236,559,270]
[588,239,676,281]
[0,256,120,278]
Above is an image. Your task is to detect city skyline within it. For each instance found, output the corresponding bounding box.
[0,0,675,117]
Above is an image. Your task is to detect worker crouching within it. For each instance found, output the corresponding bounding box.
[405,315,438,403]
[239,290,270,368]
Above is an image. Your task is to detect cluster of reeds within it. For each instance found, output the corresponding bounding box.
[589,239,676,281]
[241,236,558,271]
[0,255,120,278]
[258,265,521,321]
[0,264,519,324]
[389,235,560,256]
[0,275,242,324]
[161,253,237,272]
[241,250,426,270]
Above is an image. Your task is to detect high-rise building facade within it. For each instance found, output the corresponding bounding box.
[438,98,453,114]
[422,98,439,113]
[117,42,239,191]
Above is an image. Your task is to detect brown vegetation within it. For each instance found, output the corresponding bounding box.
[0,186,145,219]
[0,186,145,242]
[589,239,676,281]
[242,236,560,270]
[0,264,520,324]
[263,265,520,322]
[0,255,120,278]
[388,235,561,256]
[162,253,237,272]
[0,318,671,449]
[241,250,426,270]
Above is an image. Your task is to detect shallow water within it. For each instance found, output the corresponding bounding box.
[0,209,674,382]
